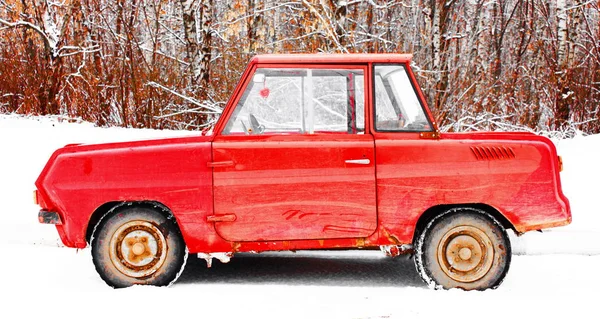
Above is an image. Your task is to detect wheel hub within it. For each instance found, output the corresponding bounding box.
[437,225,494,283]
[458,247,472,260]
[131,242,146,256]
[109,220,167,279]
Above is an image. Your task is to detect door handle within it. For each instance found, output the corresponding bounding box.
[207,214,237,222]
[345,159,370,165]
[207,160,234,168]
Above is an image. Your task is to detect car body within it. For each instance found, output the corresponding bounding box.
[35,54,571,289]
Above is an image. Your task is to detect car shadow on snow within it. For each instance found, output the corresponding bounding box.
[176,250,425,288]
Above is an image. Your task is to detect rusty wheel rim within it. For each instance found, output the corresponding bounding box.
[436,225,494,283]
[109,220,167,279]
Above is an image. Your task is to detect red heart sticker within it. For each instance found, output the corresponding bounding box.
[259,88,270,98]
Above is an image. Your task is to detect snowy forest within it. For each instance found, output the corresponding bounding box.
[0,0,598,133]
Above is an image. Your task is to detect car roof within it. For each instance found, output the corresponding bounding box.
[250,53,413,64]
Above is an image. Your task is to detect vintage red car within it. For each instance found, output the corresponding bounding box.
[35,54,571,290]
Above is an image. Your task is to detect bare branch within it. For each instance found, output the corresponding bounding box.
[146,81,222,113]
[0,18,54,56]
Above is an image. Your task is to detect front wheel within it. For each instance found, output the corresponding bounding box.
[91,206,186,288]
[414,208,511,290]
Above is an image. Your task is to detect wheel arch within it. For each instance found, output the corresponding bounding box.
[85,200,179,244]
[412,203,515,245]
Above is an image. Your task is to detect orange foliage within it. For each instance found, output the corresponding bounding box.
[0,0,598,133]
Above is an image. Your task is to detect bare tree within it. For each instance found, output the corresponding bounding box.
[0,0,97,114]
[1,0,599,133]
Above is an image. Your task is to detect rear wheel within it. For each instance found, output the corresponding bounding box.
[91,206,186,288]
[414,208,511,290]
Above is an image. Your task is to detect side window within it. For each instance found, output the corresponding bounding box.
[223,68,365,135]
[374,65,431,132]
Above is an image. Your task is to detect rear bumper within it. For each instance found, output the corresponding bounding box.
[38,210,63,225]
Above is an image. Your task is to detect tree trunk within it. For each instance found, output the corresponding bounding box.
[491,1,503,81]
[180,0,202,84]
[567,1,583,65]
[555,0,571,129]
[247,0,264,53]
[198,0,212,94]
[432,0,454,111]
[431,0,441,82]
[330,0,347,47]
[467,0,484,71]
[365,2,374,53]
[180,0,212,93]
[556,0,568,68]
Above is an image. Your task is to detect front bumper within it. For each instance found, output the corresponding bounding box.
[38,210,63,225]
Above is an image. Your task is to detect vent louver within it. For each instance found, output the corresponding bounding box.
[470,146,515,161]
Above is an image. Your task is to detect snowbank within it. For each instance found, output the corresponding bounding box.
[511,133,600,255]
[0,114,192,246]
[1,114,598,318]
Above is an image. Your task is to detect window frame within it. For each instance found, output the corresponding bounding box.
[216,63,369,137]
[371,63,434,133]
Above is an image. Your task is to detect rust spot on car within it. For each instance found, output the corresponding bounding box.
[231,242,241,252]
[113,223,164,274]
[322,225,372,233]
[355,238,365,247]
[381,227,401,244]
[125,236,152,263]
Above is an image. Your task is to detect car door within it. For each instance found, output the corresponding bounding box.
[211,65,377,242]
[370,64,441,242]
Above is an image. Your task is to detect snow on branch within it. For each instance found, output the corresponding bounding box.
[0,16,97,59]
[300,0,348,53]
[441,113,534,133]
[0,18,56,55]
[146,81,223,115]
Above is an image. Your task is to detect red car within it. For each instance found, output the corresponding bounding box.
[35,54,571,290]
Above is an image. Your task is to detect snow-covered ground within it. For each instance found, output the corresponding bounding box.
[1,114,598,318]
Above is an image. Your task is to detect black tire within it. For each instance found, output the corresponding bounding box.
[91,206,186,288]
[414,207,511,290]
